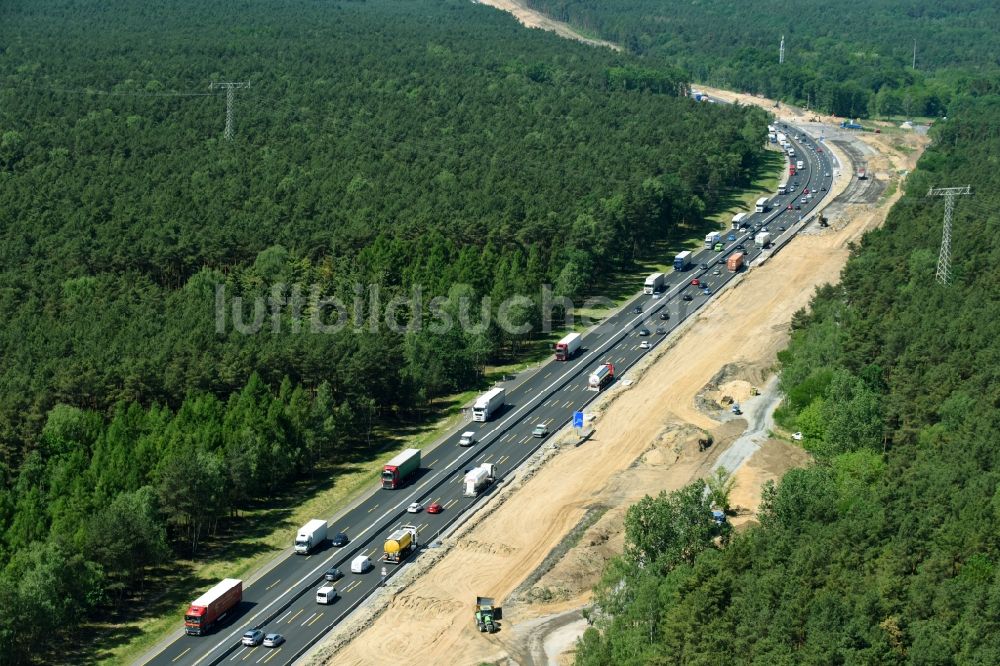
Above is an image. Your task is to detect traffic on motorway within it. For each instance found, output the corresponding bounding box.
[146,125,834,666]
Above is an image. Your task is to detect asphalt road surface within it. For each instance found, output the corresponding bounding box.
[145,126,833,666]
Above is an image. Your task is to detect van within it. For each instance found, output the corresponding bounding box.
[351,555,372,574]
[316,586,339,604]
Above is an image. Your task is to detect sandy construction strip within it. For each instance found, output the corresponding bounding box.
[312,122,925,664]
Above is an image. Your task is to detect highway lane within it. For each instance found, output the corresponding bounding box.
[145,127,832,666]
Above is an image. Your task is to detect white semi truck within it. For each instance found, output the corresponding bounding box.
[472,387,505,422]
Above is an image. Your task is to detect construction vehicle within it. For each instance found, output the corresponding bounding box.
[474,597,500,633]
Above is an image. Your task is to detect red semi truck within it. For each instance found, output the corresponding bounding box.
[587,363,615,391]
[185,578,242,635]
[554,332,582,361]
[382,448,421,489]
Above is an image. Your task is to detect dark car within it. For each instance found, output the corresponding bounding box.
[699,262,709,270]
[324,567,344,582]
[638,328,650,336]
[682,294,693,301]
[633,306,642,314]
[795,204,801,210]
[656,326,666,334]
[736,243,745,250]
[331,532,349,547]
[821,186,827,191]
[659,312,670,320]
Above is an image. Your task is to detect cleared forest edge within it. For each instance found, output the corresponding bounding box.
[473,0,621,50]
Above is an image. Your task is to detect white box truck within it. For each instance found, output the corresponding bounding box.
[755,231,772,248]
[463,463,497,497]
[643,272,665,294]
[755,197,769,213]
[472,387,505,422]
[294,519,327,554]
[704,231,721,248]
[731,212,749,229]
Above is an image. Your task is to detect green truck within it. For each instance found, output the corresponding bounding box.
[474,597,500,633]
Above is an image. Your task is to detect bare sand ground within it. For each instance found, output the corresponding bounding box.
[472,0,620,51]
[308,7,929,666]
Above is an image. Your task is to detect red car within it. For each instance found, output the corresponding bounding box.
[786,203,793,210]
[803,188,810,194]
[690,278,700,286]
[817,148,823,152]
[427,502,443,514]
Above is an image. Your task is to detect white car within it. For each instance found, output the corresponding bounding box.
[407,502,422,513]
[639,341,651,349]
[792,432,803,441]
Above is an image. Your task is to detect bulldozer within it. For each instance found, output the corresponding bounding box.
[474,597,501,633]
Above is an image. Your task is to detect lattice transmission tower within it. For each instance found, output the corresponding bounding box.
[209,81,250,141]
[928,186,971,284]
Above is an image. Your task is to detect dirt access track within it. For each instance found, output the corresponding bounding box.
[305,7,929,666]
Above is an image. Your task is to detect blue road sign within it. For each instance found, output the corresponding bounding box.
[573,411,584,428]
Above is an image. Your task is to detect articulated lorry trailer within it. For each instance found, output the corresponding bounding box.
[472,387,506,422]
[554,332,582,361]
[185,579,242,635]
[381,448,420,489]
[587,363,615,391]
[294,519,327,554]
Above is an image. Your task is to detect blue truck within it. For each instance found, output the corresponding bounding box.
[673,250,692,271]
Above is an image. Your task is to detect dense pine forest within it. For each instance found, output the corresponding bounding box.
[0,0,772,657]
[525,0,1000,117]
[575,97,1000,663]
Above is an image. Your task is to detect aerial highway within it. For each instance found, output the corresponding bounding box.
[145,125,834,666]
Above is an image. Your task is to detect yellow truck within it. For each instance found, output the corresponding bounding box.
[384,525,419,564]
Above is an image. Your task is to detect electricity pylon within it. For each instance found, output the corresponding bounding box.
[209,81,250,141]
[928,186,970,284]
